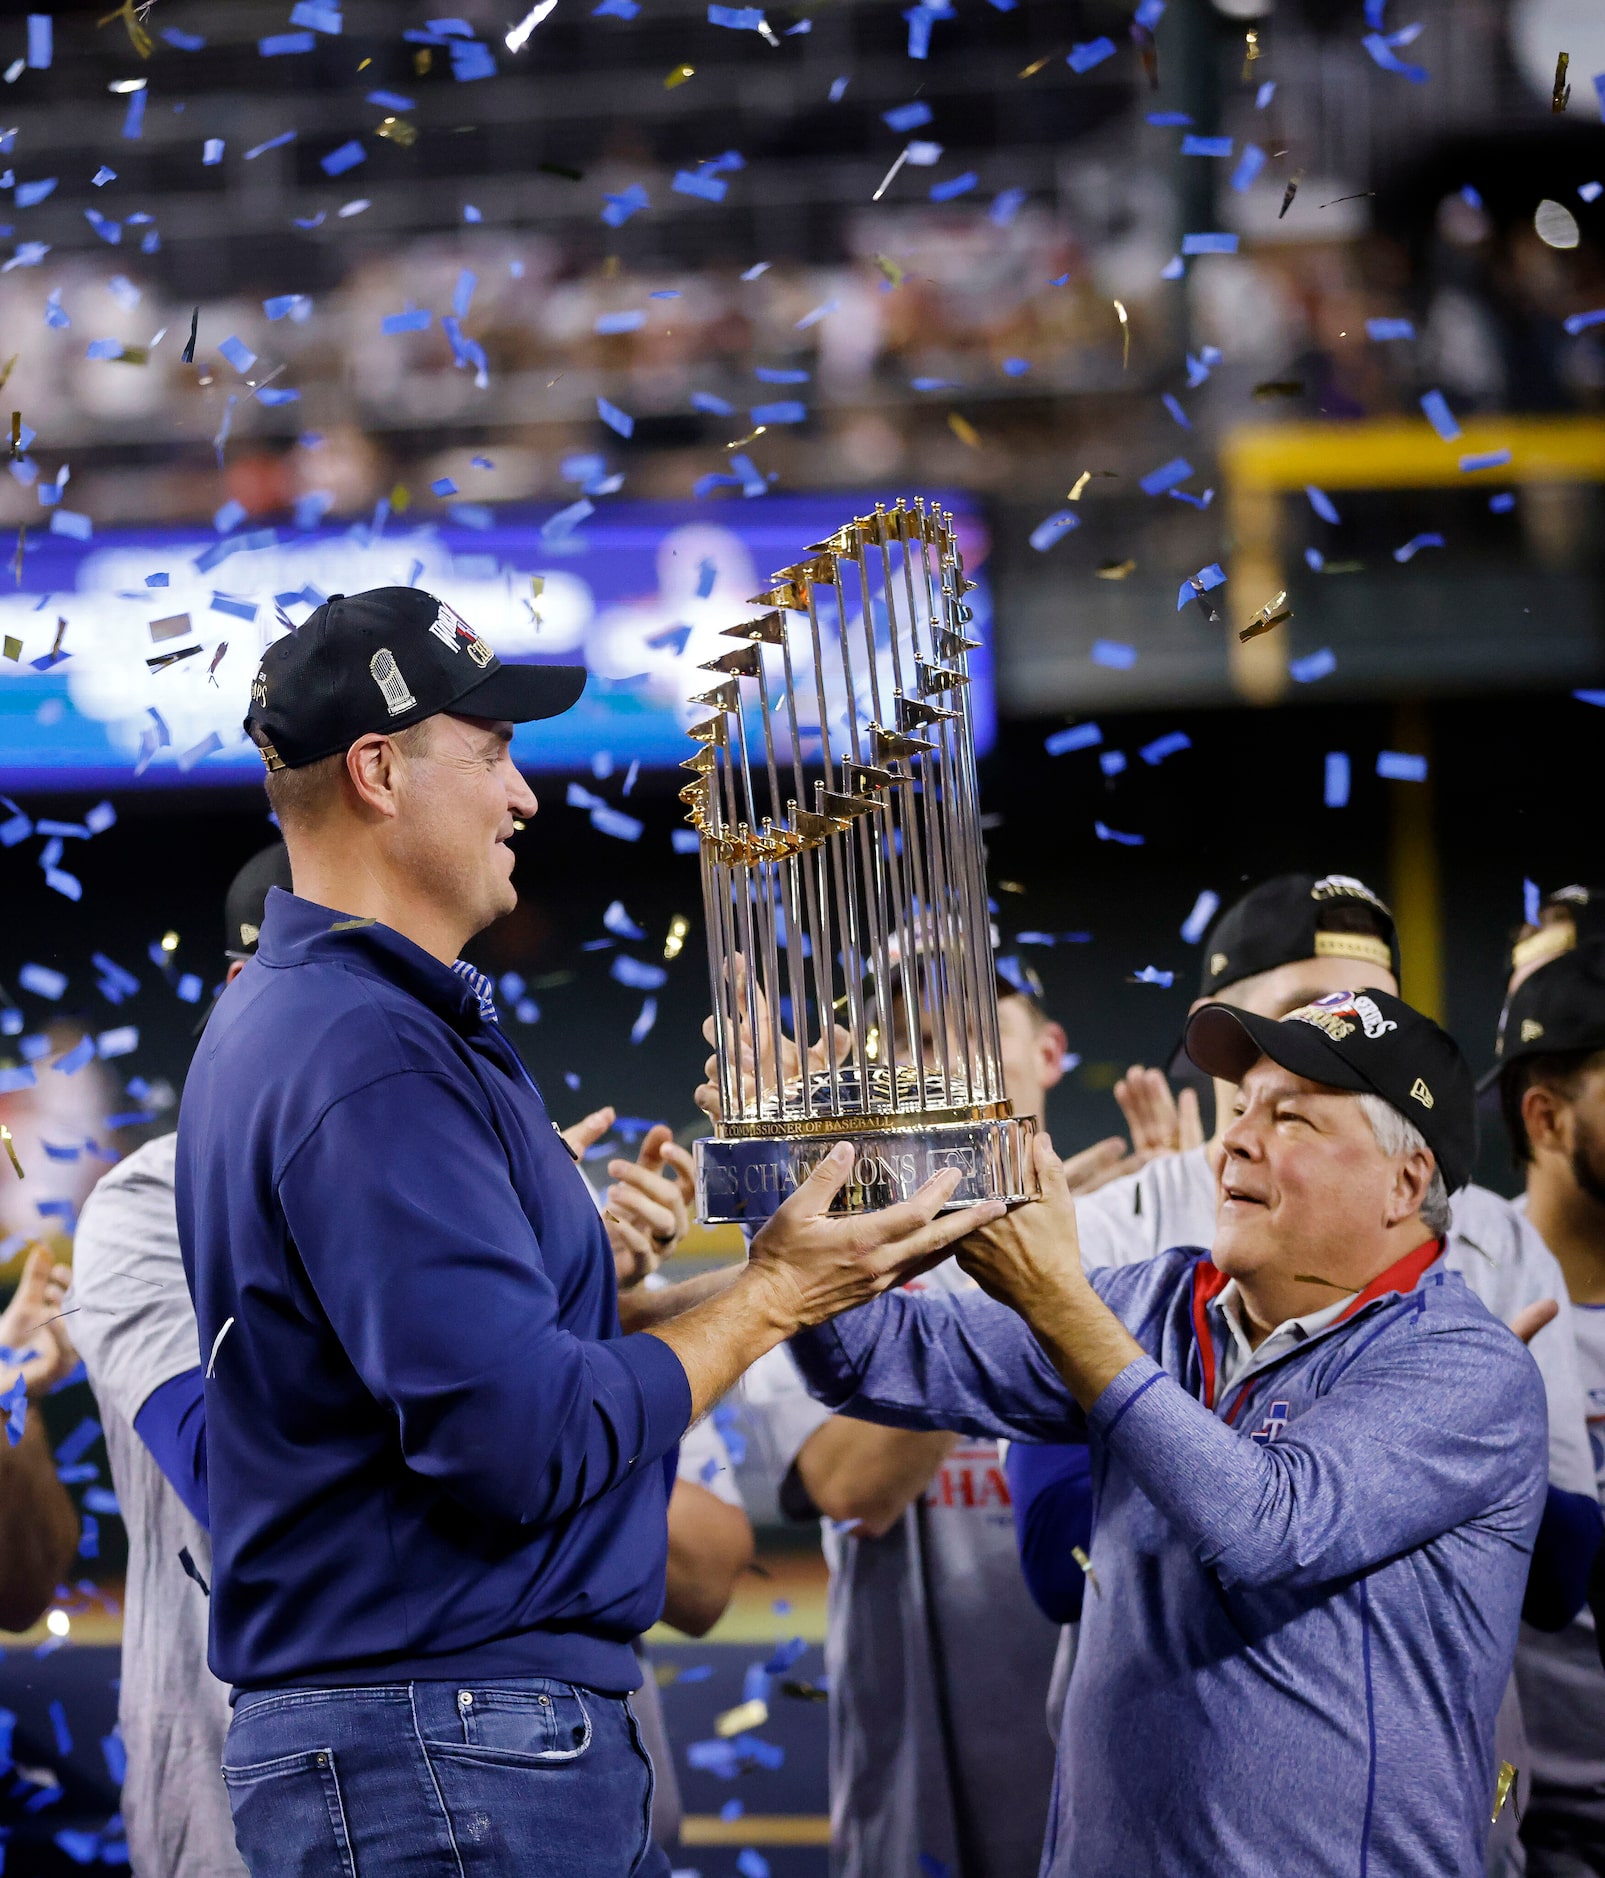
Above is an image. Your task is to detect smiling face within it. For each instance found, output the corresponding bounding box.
[1213,1058,1422,1293]
[386,713,537,938]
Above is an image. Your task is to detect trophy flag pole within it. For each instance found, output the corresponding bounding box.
[684,498,1040,1221]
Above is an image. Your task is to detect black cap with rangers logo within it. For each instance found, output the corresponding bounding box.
[1185,984,1475,1192]
[1198,872,1400,999]
[244,586,586,771]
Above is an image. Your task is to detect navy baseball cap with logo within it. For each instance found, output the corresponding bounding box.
[1509,884,1605,982]
[244,587,586,771]
[1483,940,1605,1090]
[224,841,294,959]
[1185,985,1475,1192]
[1198,872,1400,999]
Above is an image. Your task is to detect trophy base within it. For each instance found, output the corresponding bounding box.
[696,1115,1040,1224]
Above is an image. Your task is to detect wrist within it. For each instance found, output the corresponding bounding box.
[735,1258,806,1343]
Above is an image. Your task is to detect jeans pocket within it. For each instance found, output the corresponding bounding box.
[222,1746,356,1878]
[451,1681,593,1764]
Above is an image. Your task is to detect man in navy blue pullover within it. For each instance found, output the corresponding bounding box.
[792,986,1550,1876]
[176,587,1000,1877]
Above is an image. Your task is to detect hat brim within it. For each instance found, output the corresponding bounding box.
[453,661,587,724]
[1184,1002,1374,1094]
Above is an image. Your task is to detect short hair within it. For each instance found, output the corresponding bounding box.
[1356,1092,1452,1234]
[1498,1048,1604,1164]
[261,720,432,831]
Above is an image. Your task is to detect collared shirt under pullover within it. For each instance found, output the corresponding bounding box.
[790,1242,1547,1878]
[176,888,693,1694]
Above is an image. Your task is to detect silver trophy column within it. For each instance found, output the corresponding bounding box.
[684,499,1040,1222]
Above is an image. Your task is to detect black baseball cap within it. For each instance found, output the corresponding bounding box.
[1484,941,1605,1090]
[1185,985,1475,1192]
[1199,873,1399,999]
[224,842,293,959]
[1509,885,1605,982]
[244,587,586,771]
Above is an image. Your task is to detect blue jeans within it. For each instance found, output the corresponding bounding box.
[221,1678,672,1876]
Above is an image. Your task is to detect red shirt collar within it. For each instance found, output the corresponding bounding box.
[1190,1238,1443,1411]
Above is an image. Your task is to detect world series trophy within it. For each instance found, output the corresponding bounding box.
[683,497,1041,1222]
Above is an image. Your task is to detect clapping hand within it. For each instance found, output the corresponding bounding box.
[0,1246,78,1399]
[562,1108,698,1290]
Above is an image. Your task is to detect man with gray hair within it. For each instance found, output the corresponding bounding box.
[791,986,1549,1875]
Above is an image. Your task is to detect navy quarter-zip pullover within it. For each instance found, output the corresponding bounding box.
[175,888,692,1693]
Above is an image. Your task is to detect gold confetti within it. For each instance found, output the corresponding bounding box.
[1492,1761,1520,1824]
[97,0,153,58]
[10,526,23,587]
[357,56,372,71]
[0,357,17,397]
[414,47,433,74]
[330,917,377,932]
[390,483,412,512]
[1253,379,1304,399]
[1018,50,1058,77]
[531,576,546,599]
[376,115,418,147]
[1114,298,1130,370]
[873,253,904,289]
[110,345,148,367]
[48,617,66,661]
[1072,1545,1101,1597]
[160,930,179,953]
[0,1127,21,1180]
[1068,471,1092,502]
[714,1697,769,1738]
[780,1678,828,1702]
[664,915,690,962]
[725,426,768,450]
[996,880,1026,894]
[207,643,229,682]
[1553,51,1570,113]
[1095,559,1136,580]
[665,63,695,87]
[1242,28,1260,80]
[2,637,19,662]
[511,818,526,831]
[1279,173,1301,220]
[1238,590,1293,643]
[8,412,17,461]
[947,413,981,450]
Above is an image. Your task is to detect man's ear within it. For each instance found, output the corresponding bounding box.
[224,959,247,986]
[1037,1021,1069,1094]
[1521,1082,1570,1159]
[1389,1148,1435,1228]
[345,734,400,818]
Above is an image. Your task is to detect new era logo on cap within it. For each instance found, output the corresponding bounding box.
[244,586,586,771]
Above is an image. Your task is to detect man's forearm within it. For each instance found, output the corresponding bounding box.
[618,1263,743,1334]
[791,1416,958,1539]
[977,1259,1144,1413]
[0,1413,77,1632]
[643,1268,795,1421]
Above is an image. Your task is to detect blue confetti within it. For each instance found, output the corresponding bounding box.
[1180,890,1219,944]
[260,31,316,55]
[1418,388,1460,441]
[1323,752,1350,808]
[1181,232,1237,254]
[381,308,431,335]
[1458,449,1511,473]
[673,169,727,202]
[595,311,645,335]
[1229,144,1265,192]
[601,184,649,227]
[1305,484,1340,525]
[1289,648,1336,684]
[1029,511,1079,552]
[0,1375,25,1448]
[736,1852,770,1878]
[450,40,497,80]
[1097,753,1125,778]
[218,335,257,373]
[708,4,766,25]
[751,400,805,425]
[1131,966,1175,986]
[1574,689,1605,707]
[15,179,56,208]
[1095,821,1144,847]
[1180,135,1232,158]
[1362,32,1426,83]
[1176,562,1226,610]
[1067,36,1116,72]
[1393,531,1444,563]
[592,806,644,842]
[1161,392,1189,430]
[883,101,932,131]
[1045,722,1100,756]
[1376,749,1428,782]
[1524,878,1541,926]
[1138,456,1192,496]
[292,0,344,27]
[1366,317,1415,341]
[929,172,977,203]
[611,955,667,990]
[1147,112,1192,126]
[1488,491,1515,513]
[122,90,146,139]
[1091,640,1136,669]
[320,140,365,177]
[27,15,51,68]
[47,1700,71,1758]
[1140,731,1190,765]
[597,396,634,438]
[1563,308,1605,336]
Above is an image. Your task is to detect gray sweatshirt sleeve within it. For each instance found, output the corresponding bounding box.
[1089,1321,1549,1589]
[788,1288,1088,1444]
